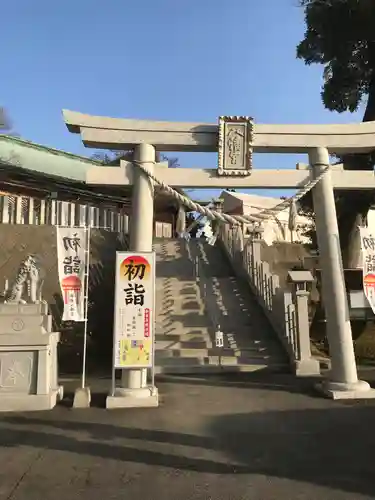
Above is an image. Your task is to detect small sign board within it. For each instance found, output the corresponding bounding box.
[113,251,155,369]
[215,329,224,347]
[218,115,254,176]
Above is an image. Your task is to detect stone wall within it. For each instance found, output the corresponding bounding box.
[260,242,314,286]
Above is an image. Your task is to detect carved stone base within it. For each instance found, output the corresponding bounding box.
[0,302,62,412]
[0,302,51,335]
[315,379,375,400]
[0,387,62,413]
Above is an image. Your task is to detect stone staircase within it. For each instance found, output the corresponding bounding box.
[153,238,288,374]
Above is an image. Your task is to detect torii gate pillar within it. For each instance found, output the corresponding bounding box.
[311,147,371,398]
[108,143,159,408]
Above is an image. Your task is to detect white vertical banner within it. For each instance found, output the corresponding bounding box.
[359,226,375,313]
[113,251,155,369]
[56,227,86,322]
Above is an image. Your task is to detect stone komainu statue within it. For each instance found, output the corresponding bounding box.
[4,254,45,304]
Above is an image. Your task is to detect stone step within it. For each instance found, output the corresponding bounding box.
[156,302,203,310]
[156,339,283,359]
[156,354,282,366]
[155,294,201,303]
[156,278,197,285]
[156,288,198,295]
[156,330,211,340]
[156,340,211,350]
[156,313,209,321]
[157,311,206,319]
[156,311,206,319]
[156,317,210,329]
[155,347,274,359]
[156,305,203,312]
[156,283,198,290]
[155,322,279,342]
[156,297,200,304]
[156,327,278,350]
[155,331,212,341]
[156,283,200,291]
[152,237,288,374]
[155,337,280,351]
[155,328,275,341]
[155,360,288,375]
[156,289,200,295]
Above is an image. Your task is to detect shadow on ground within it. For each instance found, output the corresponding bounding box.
[1,401,375,497]
[59,373,318,408]
[155,372,321,395]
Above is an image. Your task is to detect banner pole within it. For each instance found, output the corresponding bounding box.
[81,224,91,389]
[110,251,119,397]
[151,250,156,392]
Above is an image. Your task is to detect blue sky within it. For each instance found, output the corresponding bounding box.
[2,0,364,200]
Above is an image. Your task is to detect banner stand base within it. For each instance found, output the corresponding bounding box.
[73,387,91,408]
[106,386,159,409]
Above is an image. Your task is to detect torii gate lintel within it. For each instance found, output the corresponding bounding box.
[63,109,375,155]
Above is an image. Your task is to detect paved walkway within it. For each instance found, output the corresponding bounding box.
[1,373,375,500]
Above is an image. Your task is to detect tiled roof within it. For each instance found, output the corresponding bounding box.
[0,134,101,183]
[0,134,101,164]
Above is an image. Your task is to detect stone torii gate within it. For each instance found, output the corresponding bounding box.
[64,110,375,406]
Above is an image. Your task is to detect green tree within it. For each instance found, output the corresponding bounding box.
[91,150,180,168]
[297,0,375,267]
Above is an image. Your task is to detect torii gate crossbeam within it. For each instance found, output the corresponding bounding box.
[63,109,375,154]
[86,162,375,190]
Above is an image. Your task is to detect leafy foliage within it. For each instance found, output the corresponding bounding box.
[297,0,375,266]
[159,153,180,169]
[91,150,180,168]
[297,0,375,117]
[90,150,131,164]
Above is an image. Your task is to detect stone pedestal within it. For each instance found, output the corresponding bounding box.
[106,386,159,409]
[73,387,91,408]
[315,380,375,400]
[0,302,63,412]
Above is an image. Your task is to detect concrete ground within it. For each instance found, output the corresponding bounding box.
[1,372,375,500]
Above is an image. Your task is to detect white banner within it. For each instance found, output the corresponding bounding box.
[56,227,86,322]
[359,227,375,313]
[113,251,155,369]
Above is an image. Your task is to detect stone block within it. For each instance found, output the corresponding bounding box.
[0,302,52,335]
[73,387,91,408]
[0,303,62,412]
[315,379,375,400]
